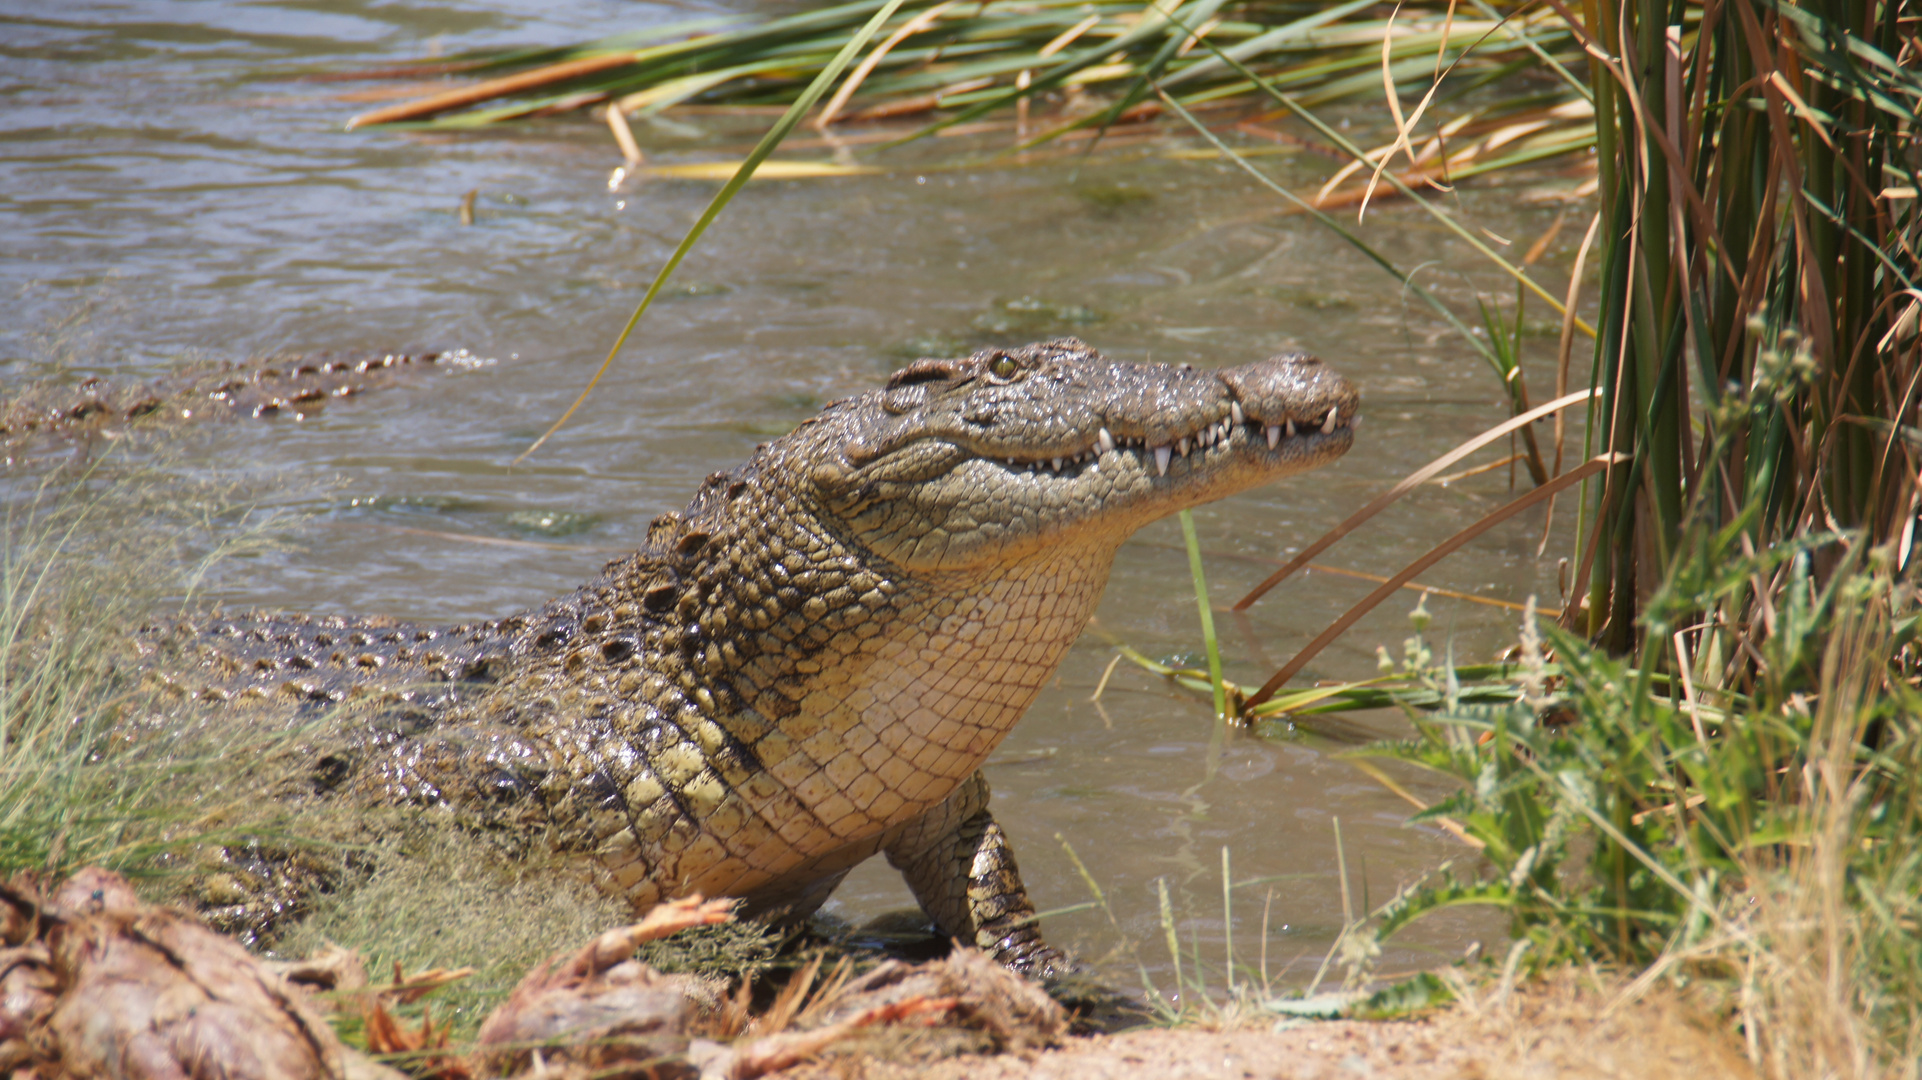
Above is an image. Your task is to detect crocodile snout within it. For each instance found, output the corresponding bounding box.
[1216,352,1361,441]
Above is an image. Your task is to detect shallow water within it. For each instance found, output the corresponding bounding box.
[4,0,1595,995]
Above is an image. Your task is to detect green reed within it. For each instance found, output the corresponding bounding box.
[1575,0,1920,657]
[337,0,1595,179]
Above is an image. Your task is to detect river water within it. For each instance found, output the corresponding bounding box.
[4,0,1594,998]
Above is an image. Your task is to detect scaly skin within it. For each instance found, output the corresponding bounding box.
[3,350,447,456]
[138,337,1359,974]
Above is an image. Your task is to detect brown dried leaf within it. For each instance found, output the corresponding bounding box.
[719,996,957,1080]
[364,999,470,1080]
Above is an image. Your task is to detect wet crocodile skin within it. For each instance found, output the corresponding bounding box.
[136,337,1360,975]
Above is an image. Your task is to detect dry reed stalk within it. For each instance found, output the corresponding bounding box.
[347,52,641,129]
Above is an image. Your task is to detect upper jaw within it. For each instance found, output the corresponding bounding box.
[962,352,1360,479]
[977,401,1353,477]
[830,344,1360,483]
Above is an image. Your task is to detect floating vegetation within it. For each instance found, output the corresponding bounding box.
[334,0,1599,191]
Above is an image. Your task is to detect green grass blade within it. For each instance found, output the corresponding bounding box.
[516,0,912,463]
[1464,0,1591,101]
[1179,509,1227,719]
[1156,0,1379,89]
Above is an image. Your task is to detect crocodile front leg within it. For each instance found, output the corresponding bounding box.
[883,771,1069,977]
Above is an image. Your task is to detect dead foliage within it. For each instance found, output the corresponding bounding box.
[0,866,403,1080]
[1,870,1078,1080]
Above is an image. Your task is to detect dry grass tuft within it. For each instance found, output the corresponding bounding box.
[272,816,637,1033]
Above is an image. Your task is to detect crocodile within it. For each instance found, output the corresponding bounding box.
[137,337,1359,975]
[3,350,451,463]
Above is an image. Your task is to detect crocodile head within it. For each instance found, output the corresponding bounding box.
[790,337,1359,570]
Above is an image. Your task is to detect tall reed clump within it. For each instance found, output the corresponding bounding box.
[1274,3,1922,1071]
[1531,8,1922,1062]
[1573,0,1920,652]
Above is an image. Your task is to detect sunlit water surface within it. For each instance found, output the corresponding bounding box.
[4,0,1595,996]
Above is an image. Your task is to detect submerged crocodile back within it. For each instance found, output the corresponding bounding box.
[135,609,559,811]
[130,466,758,834]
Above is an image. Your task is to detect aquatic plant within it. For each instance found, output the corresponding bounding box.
[338,0,1595,182]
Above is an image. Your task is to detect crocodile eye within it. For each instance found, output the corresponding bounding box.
[989,355,1019,380]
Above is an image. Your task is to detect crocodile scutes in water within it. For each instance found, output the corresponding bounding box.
[139,337,1360,975]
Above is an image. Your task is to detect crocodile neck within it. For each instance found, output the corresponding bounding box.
[495,457,1124,862]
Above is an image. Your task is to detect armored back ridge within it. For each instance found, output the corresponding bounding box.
[140,338,1360,974]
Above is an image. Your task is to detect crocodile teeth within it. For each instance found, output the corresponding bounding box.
[1052,457,1063,471]
[1178,436,1192,457]
[1265,425,1280,449]
[1322,410,1337,434]
[1153,445,1171,476]
[1198,427,1213,448]
[1231,402,1244,426]
[1098,427,1115,454]
[1285,419,1297,438]
[1220,419,1232,442]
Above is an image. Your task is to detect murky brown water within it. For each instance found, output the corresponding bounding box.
[4,0,1595,995]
